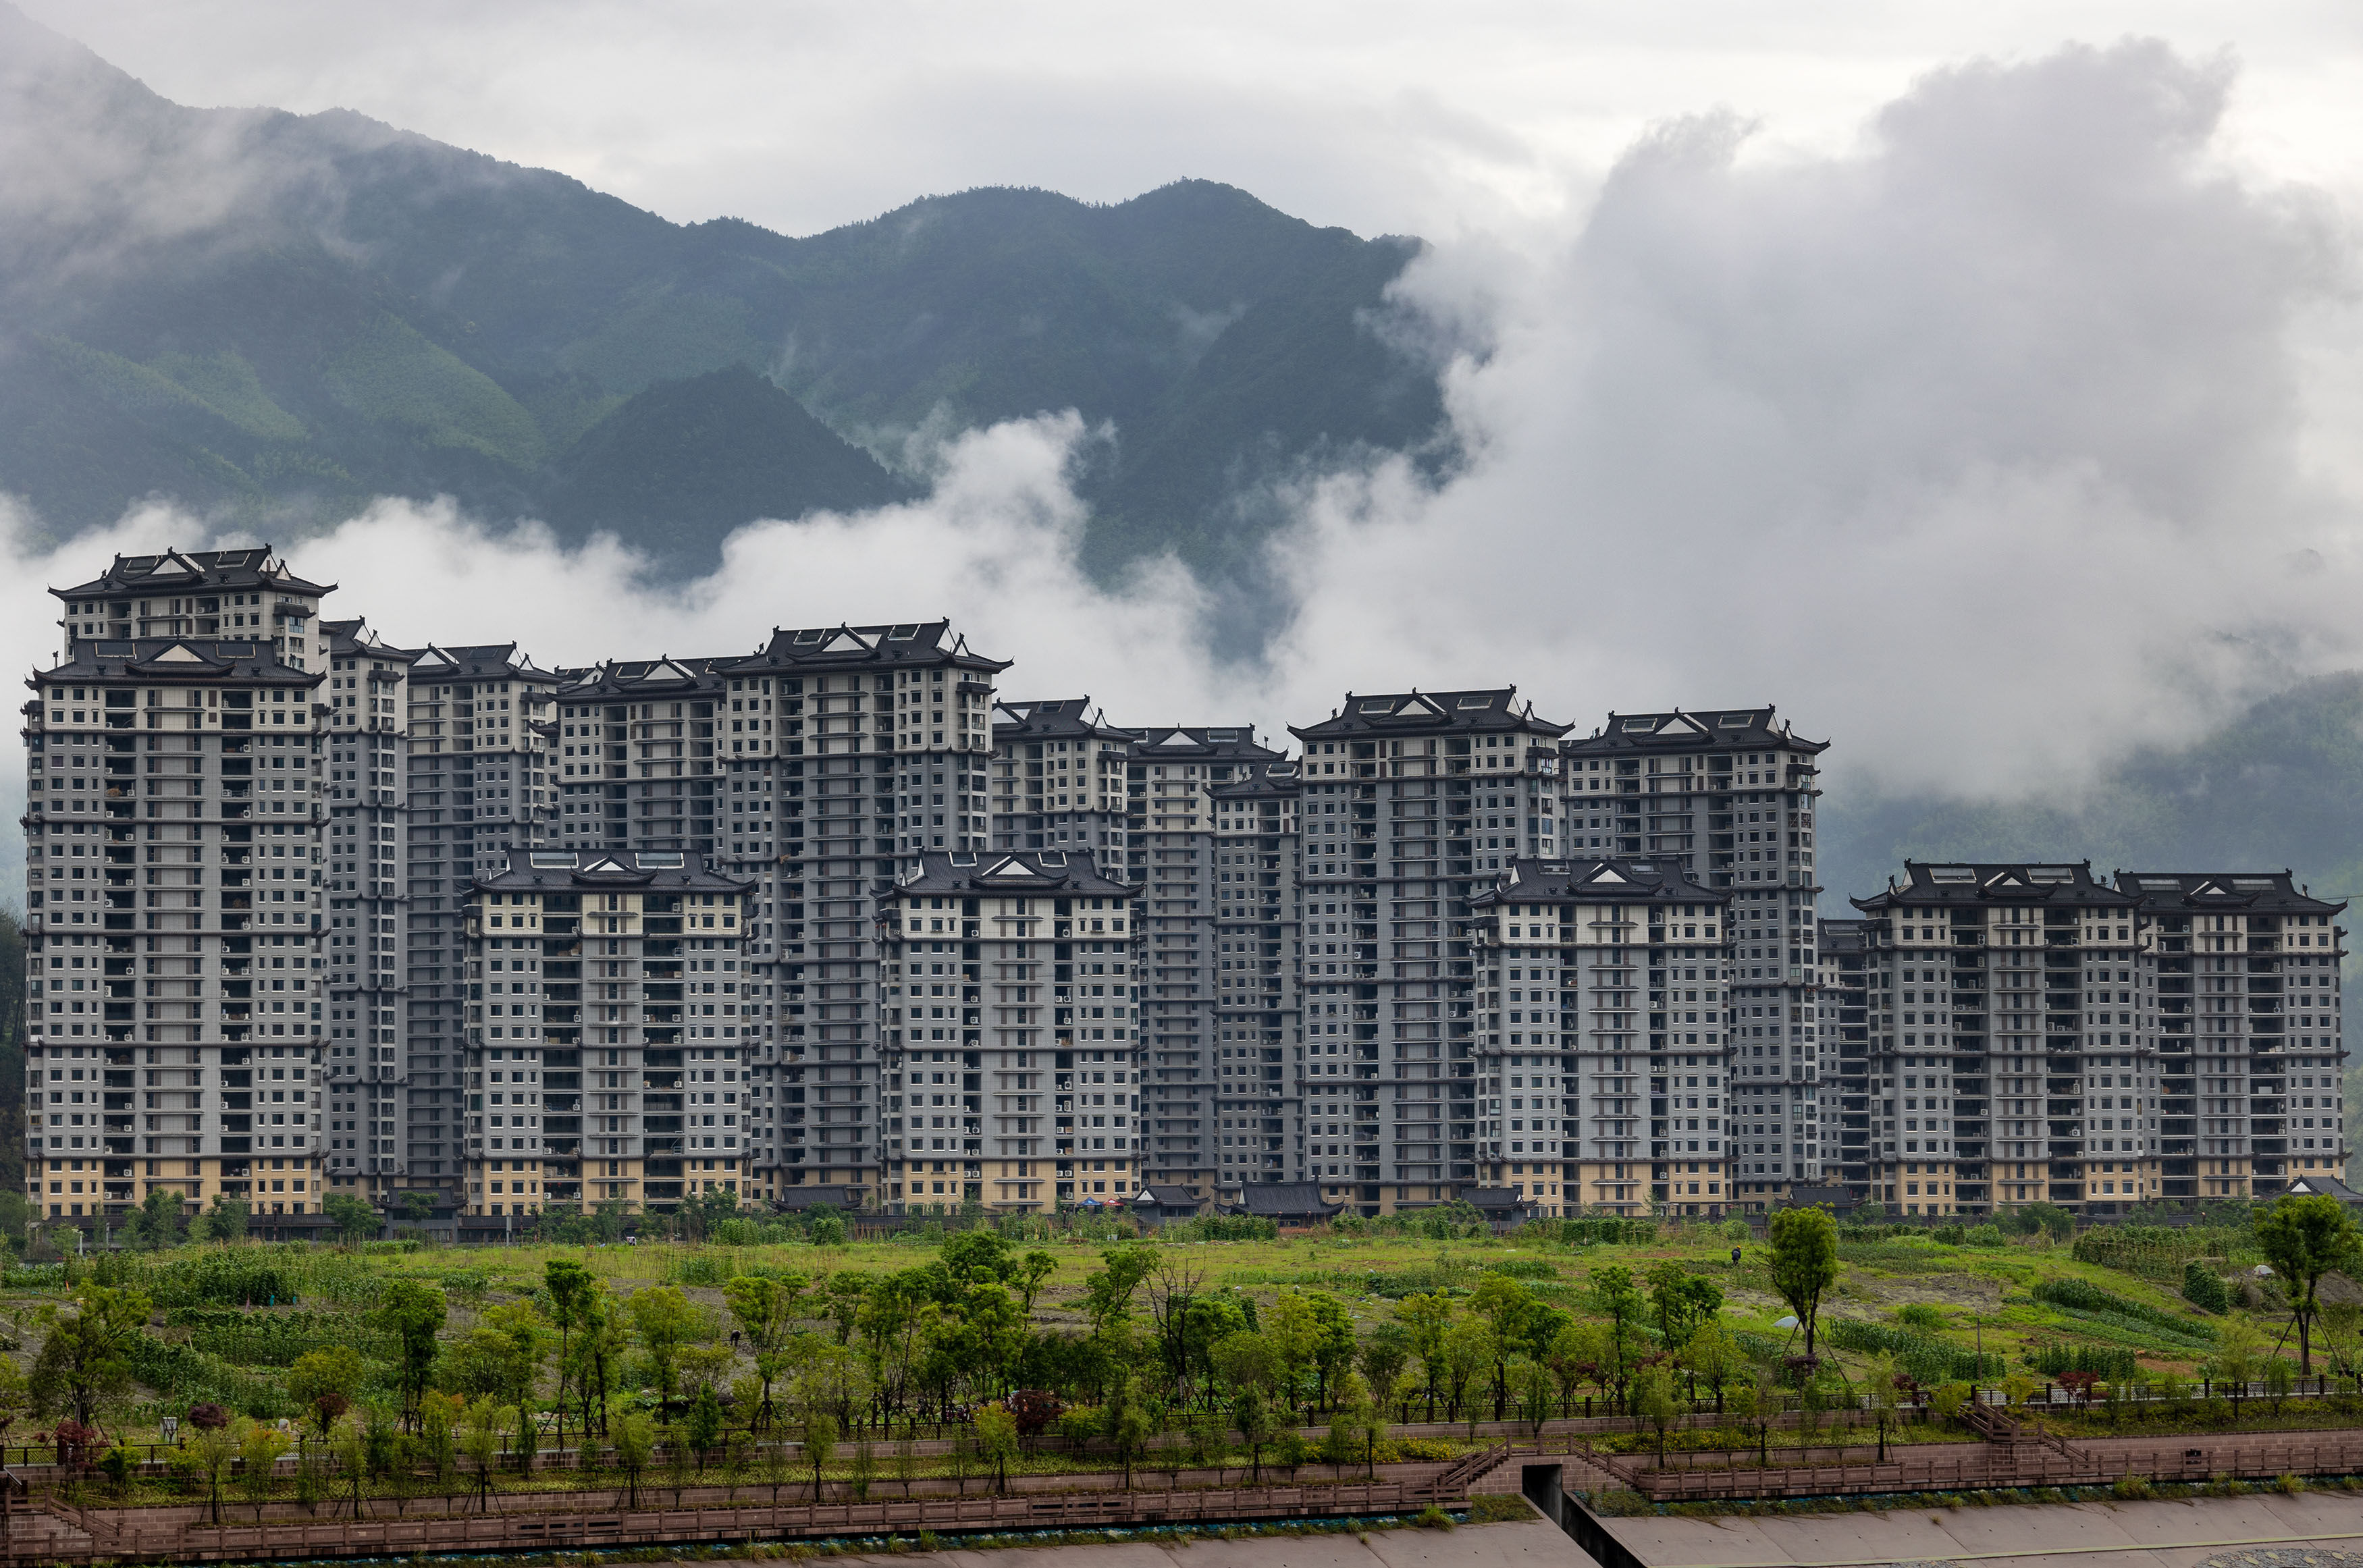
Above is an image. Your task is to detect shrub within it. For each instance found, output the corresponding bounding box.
[1896,1303,1946,1330]
[2113,1474,2152,1500]
[1161,1214,1278,1243]
[1967,1224,2005,1247]
[2030,1344,2138,1381]
[1823,1318,2000,1382]
[2182,1262,2231,1314]
[2033,1278,2212,1339]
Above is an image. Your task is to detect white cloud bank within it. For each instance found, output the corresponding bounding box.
[8,40,2363,890]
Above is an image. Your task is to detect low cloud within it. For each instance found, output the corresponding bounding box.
[9,40,2363,902]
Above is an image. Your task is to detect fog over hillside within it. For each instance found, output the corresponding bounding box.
[5,13,2363,944]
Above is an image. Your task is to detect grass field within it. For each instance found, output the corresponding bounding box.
[0,1213,2285,1451]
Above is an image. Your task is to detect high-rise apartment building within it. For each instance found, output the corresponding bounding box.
[543,626,1008,1209]
[881,850,1141,1210]
[2115,873,2345,1205]
[1837,863,2346,1218]
[1286,690,1570,1215]
[321,618,417,1206]
[400,645,559,1198]
[1815,917,1874,1194]
[457,848,753,1222]
[27,549,331,1228]
[1202,761,1304,1198]
[1471,857,1733,1216]
[1561,709,1828,1210]
[988,698,1133,874]
[1121,727,1283,1197]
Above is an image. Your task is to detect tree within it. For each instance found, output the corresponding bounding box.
[1647,1261,1723,1351]
[975,1402,1019,1493]
[2210,1318,2263,1417]
[1233,1386,1273,1482]
[544,1258,594,1454]
[1587,1265,1646,1413]
[288,1346,365,1442]
[662,1421,695,1505]
[238,1420,290,1523]
[723,1275,792,1428]
[1468,1274,1534,1421]
[329,1416,369,1520]
[1767,1206,1840,1361]
[1398,1291,1454,1420]
[1682,1322,1738,1413]
[687,1387,726,1469]
[321,1192,377,1246]
[612,1411,656,1509]
[1106,1370,1153,1487]
[627,1285,707,1411]
[801,1408,839,1501]
[186,1413,239,1524]
[371,1280,448,1430]
[1083,1245,1157,1332]
[31,1285,152,1426]
[762,1432,799,1504]
[940,1228,1017,1283]
[1017,1251,1057,1313]
[200,1193,249,1243]
[1441,1320,1491,1432]
[1635,1363,1678,1464]
[1358,1321,1412,1417]
[460,1399,503,1511]
[2255,1193,2363,1374]
[1747,1359,1782,1465]
[132,1186,185,1250]
[1514,1356,1554,1437]
[1863,1352,1901,1461]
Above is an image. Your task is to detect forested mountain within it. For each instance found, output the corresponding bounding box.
[1818,675,2363,908]
[0,3,1445,580]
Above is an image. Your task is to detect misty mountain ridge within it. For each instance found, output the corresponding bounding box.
[0,1,1448,580]
[11,0,2363,946]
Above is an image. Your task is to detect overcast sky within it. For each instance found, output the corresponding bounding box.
[20,1,2363,242]
[7,3,2363,893]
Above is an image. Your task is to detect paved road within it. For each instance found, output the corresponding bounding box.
[1597,1494,2363,1568]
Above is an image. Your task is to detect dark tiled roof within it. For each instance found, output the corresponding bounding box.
[321,620,423,663]
[1853,862,2132,913]
[52,546,334,599]
[1563,707,1828,758]
[1210,761,1302,801]
[1817,918,1874,953]
[2114,871,2345,917]
[1227,1181,1343,1218]
[1132,1184,1205,1209]
[472,847,753,894]
[1460,1187,1532,1214]
[774,1185,864,1211]
[992,697,1132,742]
[1125,724,1282,761]
[1470,857,1728,909]
[1291,689,1568,742]
[32,639,320,687]
[2283,1174,2363,1204]
[743,621,1009,674]
[558,656,728,697]
[893,849,1136,898]
[410,643,552,681]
